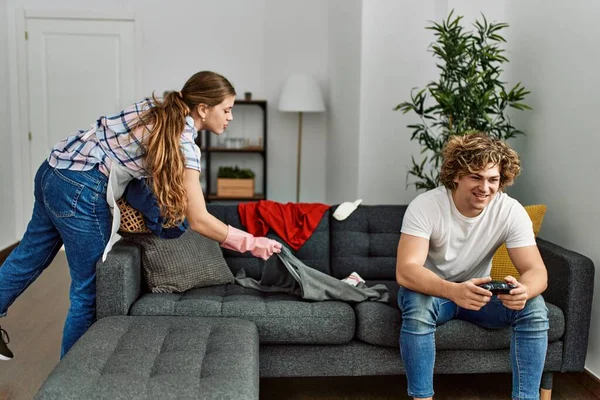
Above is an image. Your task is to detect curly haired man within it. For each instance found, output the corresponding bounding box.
[396,133,549,400]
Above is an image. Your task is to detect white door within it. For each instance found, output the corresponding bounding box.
[24,14,136,215]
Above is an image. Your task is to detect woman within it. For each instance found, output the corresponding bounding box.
[0,71,281,360]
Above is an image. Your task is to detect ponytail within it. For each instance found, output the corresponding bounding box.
[137,91,190,225]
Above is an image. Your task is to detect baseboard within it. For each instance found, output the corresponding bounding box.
[0,242,19,264]
[585,368,600,382]
[570,369,600,397]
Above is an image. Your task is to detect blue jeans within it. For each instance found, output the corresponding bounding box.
[0,161,111,358]
[398,287,549,400]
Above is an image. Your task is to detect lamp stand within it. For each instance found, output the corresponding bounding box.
[296,111,303,203]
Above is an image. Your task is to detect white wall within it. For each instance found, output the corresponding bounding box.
[501,0,600,378]
[447,0,506,24]
[0,0,17,249]
[358,0,444,205]
[4,0,328,240]
[263,0,328,203]
[325,0,362,205]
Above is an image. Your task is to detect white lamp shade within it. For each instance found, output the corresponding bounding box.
[278,74,325,112]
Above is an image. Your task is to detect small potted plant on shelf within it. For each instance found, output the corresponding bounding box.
[217,166,256,198]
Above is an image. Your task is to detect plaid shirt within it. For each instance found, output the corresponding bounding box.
[48,98,202,177]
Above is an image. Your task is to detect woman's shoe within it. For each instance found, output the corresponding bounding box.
[0,325,14,360]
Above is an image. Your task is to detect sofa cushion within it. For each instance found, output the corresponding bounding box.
[208,205,331,279]
[355,301,565,349]
[122,230,234,293]
[35,316,259,400]
[129,284,355,345]
[330,205,406,280]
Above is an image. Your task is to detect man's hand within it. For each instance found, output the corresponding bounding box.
[449,277,493,311]
[497,275,528,310]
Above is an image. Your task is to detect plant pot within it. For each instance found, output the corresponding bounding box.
[217,178,255,198]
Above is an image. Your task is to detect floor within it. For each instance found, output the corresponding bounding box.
[0,251,70,400]
[0,250,599,400]
[261,373,600,399]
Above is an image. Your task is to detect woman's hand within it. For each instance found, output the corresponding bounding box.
[248,237,282,260]
[220,225,282,260]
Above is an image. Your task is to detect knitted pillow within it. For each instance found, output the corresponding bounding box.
[490,204,547,281]
[122,229,234,293]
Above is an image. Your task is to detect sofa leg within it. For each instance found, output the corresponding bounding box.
[540,371,553,400]
[540,388,552,400]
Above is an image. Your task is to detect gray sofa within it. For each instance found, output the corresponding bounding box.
[96,204,595,388]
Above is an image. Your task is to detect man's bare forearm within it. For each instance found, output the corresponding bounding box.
[396,263,455,299]
[517,267,548,299]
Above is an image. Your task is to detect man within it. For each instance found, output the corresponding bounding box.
[396,133,549,400]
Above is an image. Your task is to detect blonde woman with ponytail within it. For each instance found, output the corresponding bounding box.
[0,71,281,362]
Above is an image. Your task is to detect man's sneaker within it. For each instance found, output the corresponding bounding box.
[0,325,14,360]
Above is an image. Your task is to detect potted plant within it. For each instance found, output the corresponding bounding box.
[395,11,531,191]
[216,166,256,198]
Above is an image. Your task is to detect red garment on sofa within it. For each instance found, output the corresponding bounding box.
[239,200,330,250]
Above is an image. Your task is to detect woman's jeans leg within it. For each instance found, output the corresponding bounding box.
[0,163,64,317]
[0,161,110,358]
[44,165,111,357]
[398,288,549,400]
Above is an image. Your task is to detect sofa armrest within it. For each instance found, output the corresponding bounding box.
[95,240,143,320]
[537,237,595,371]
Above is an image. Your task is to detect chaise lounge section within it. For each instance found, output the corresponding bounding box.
[35,316,260,400]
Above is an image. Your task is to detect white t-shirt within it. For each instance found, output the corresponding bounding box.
[401,186,536,282]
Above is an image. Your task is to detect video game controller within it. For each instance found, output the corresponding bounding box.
[478,281,516,295]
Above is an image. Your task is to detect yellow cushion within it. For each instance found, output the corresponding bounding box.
[490,204,547,281]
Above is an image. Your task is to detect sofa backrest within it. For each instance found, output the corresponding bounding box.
[330,205,407,281]
[207,204,332,279]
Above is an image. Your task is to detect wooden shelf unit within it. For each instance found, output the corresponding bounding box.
[197,99,268,202]
[206,193,266,201]
[200,147,265,154]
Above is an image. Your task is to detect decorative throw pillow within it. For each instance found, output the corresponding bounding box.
[490,204,547,281]
[122,229,234,293]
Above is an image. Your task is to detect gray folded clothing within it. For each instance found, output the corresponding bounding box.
[235,246,389,303]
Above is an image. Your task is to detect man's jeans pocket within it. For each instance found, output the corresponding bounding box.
[43,169,85,218]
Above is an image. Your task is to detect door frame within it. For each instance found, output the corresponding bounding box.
[7,9,141,236]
